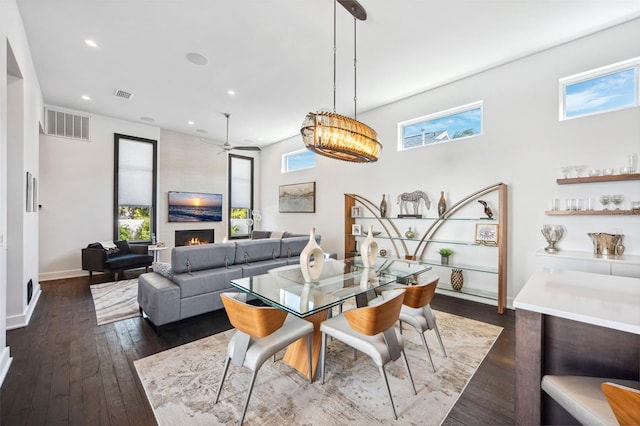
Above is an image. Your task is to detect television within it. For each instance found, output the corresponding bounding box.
[168,191,222,222]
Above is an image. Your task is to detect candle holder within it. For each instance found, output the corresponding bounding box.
[541,224,564,253]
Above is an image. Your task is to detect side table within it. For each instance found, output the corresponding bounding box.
[147,245,168,262]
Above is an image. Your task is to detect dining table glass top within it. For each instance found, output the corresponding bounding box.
[229,257,431,317]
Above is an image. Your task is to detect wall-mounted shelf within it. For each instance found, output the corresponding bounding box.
[556,173,640,185]
[545,209,639,216]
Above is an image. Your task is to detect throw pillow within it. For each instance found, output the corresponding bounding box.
[153,262,174,279]
[114,240,130,255]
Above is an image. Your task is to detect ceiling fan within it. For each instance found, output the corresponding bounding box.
[217,113,261,153]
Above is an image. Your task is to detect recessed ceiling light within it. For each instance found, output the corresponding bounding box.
[140,116,155,123]
[188,120,195,125]
[196,129,208,134]
[84,39,98,48]
[81,95,91,100]
[227,90,236,96]
[186,52,208,66]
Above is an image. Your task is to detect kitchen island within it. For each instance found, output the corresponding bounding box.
[513,269,640,424]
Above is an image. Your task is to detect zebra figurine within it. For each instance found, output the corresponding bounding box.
[397,190,431,215]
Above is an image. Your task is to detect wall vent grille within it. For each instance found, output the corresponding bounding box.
[44,107,90,141]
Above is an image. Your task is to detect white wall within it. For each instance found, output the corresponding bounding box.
[0,0,46,381]
[38,113,160,280]
[259,18,640,307]
[157,130,257,261]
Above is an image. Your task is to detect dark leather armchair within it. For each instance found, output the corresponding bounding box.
[82,240,154,281]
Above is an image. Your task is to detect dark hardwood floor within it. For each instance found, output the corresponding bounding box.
[1,271,515,425]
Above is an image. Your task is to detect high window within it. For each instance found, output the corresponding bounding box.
[560,57,639,120]
[282,149,315,173]
[114,134,157,242]
[228,154,254,239]
[398,101,483,151]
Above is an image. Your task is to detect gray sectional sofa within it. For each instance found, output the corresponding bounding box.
[137,232,327,327]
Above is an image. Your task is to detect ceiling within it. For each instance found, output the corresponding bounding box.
[16,0,640,148]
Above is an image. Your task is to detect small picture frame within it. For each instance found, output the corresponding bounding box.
[352,224,362,236]
[475,223,498,245]
[351,206,362,217]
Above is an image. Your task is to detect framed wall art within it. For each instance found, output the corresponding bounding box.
[475,223,498,245]
[352,224,362,236]
[279,181,316,213]
[351,206,362,217]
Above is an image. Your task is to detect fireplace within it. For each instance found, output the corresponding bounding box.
[175,229,214,247]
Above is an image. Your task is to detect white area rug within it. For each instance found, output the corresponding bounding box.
[90,279,140,325]
[134,310,503,425]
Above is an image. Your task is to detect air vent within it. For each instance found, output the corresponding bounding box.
[114,89,133,100]
[44,107,90,141]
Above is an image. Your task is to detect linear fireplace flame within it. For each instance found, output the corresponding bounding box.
[175,229,214,247]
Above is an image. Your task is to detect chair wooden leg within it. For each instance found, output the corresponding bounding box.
[214,356,231,403]
[433,323,447,357]
[379,366,398,420]
[419,332,436,372]
[240,370,259,425]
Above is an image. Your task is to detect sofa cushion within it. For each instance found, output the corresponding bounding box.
[280,235,321,259]
[235,239,281,264]
[171,243,237,274]
[251,230,272,239]
[104,253,153,270]
[239,259,288,277]
[173,266,243,298]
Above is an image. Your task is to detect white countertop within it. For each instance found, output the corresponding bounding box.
[513,269,640,334]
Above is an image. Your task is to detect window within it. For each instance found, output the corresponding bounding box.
[398,101,482,151]
[114,134,157,242]
[560,57,639,120]
[282,149,315,173]
[228,154,254,239]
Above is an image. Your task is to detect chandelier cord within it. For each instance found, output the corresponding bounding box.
[353,10,357,120]
[333,0,337,114]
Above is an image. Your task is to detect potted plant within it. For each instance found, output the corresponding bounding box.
[438,248,454,265]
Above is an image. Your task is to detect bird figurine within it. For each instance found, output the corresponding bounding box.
[478,200,494,219]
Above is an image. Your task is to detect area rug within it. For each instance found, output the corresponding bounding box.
[90,279,140,325]
[134,310,503,425]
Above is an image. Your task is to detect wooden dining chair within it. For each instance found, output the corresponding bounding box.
[541,375,640,426]
[319,288,416,420]
[215,292,314,425]
[601,382,640,425]
[396,276,446,372]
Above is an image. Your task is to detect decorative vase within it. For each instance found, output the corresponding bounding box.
[360,225,379,268]
[451,269,464,291]
[438,191,447,216]
[405,227,415,239]
[380,194,388,218]
[300,228,325,283]
[441,256,449,265]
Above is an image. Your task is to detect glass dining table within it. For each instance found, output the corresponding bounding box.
[229,256,431,379]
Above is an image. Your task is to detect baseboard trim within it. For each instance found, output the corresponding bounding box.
[0,346,13,388]
[6,285,42,330]
[39,269,87,281]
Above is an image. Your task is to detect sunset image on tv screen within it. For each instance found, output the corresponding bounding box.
[168,191,222,222]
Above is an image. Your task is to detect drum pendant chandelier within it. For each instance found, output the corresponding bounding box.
[300,0,382,163]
